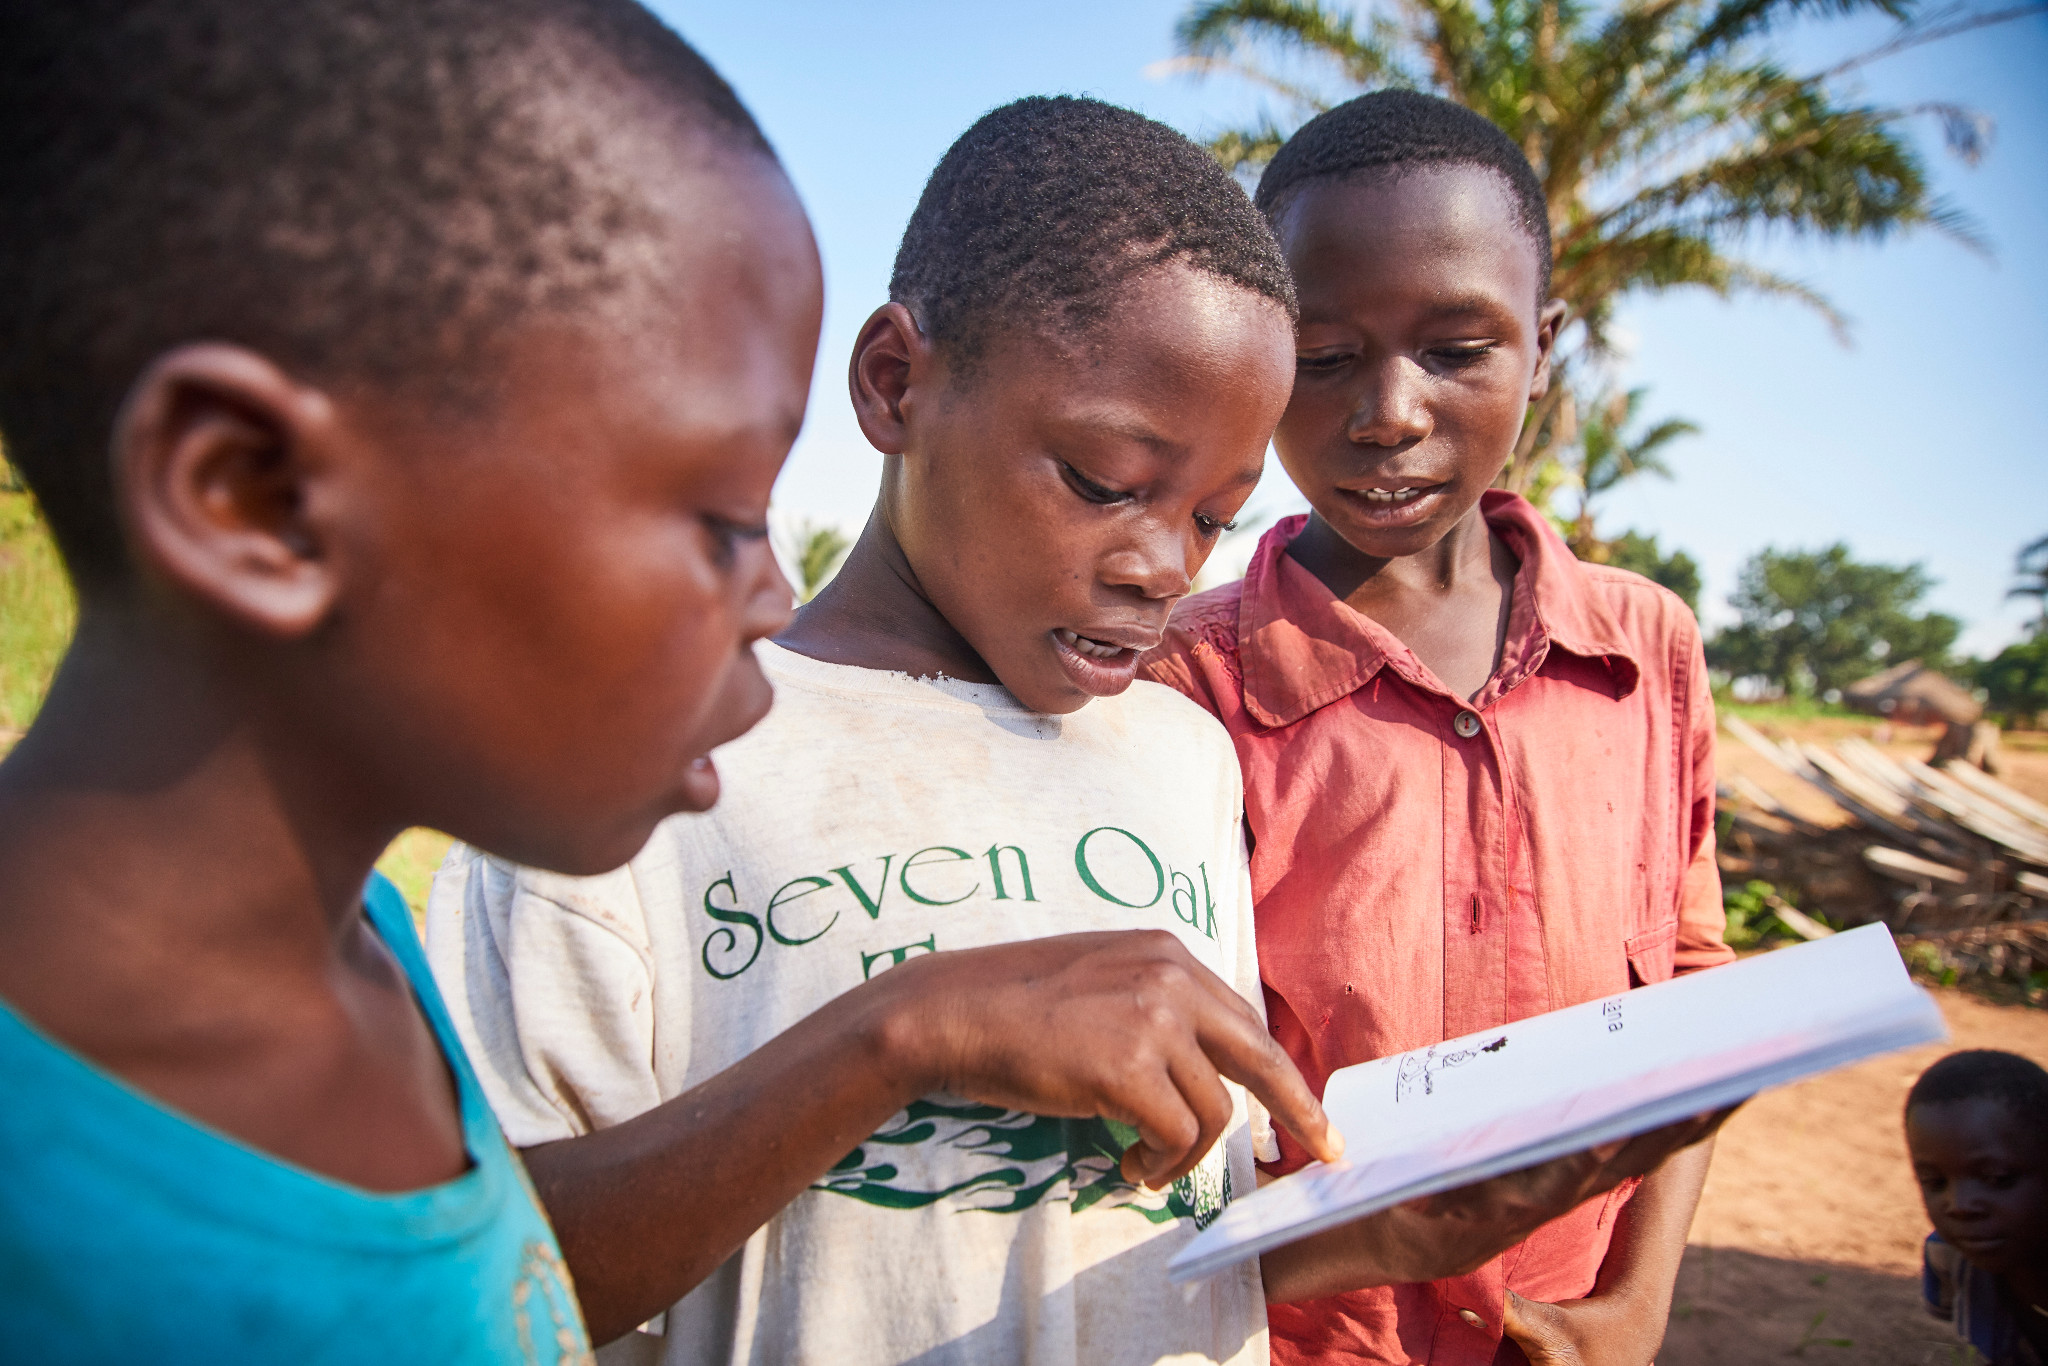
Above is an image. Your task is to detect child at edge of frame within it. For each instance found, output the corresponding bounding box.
[1141,89,1738,1366]
[0,5,1349,1360]
[1908,1049,2048,1366]
[427,95,1716,1366]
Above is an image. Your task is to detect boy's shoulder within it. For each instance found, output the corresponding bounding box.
[1111,673,1244,755]
[1140,581,1249,716]
[1563,560,1711,701]
[1571,559,1704,651]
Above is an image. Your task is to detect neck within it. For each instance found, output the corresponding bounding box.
[775,503,998,684]
[1290,498,1500,610]
[2008,1253,2048,1312]
[0,603,398,1041]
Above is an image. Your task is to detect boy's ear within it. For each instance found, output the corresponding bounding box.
[847,303,934,456]
[112,343,347,638]
[1528,298,1570,402]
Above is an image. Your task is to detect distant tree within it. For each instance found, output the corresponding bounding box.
[1706,544,1961,697]
[1978,633,2048,728]
[2010,532,2048,629]
[1603,530,1702,616]
[1566,388,1697,556]
[780,519,852,603]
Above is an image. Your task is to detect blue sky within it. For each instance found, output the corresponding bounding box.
[654,1,2048,656]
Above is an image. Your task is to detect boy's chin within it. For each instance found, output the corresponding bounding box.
[677,754,722,812]
[1318,490,1482,559]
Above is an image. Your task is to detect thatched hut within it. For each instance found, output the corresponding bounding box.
[1843,660,1997,771]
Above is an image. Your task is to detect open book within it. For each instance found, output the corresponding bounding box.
[1169,924,1946,1283]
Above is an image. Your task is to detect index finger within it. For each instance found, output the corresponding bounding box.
[1190,992,1345,1167]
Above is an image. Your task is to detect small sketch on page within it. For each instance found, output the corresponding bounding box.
[1394,1036,1510,1102]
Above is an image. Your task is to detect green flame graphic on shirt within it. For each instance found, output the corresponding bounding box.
[813,1099,1229,1228]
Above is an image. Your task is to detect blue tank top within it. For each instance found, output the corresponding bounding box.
[0,873,591,1364]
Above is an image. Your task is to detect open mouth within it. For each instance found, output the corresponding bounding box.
[1051,626,1150,697]
[1336,480,1450,525]
[1056,627,1129,660]
[1358,486,1430,506]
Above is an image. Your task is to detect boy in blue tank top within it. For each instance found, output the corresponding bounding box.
[0,2,1341,1359]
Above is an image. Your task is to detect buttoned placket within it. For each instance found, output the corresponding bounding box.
[1434,688,1515,1043]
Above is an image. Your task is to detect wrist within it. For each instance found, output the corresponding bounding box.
[851,961,951,1102]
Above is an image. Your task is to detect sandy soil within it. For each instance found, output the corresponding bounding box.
[1659,715,2048,1363]
[1659,987,2048,1364]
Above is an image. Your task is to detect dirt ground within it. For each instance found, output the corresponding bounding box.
[1660,987,2048,1364]
[1661,714,2048,1364]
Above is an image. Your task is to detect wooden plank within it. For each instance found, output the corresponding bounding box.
[1942,760,2048,835]
[1864,846,1970,886]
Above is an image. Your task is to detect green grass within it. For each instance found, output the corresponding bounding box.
[0,489,447,917]
[376,827,458,923]
[0,490,76,736]
[1716,695,1865,723]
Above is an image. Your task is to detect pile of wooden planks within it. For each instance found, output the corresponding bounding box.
[1717,716,2048,989]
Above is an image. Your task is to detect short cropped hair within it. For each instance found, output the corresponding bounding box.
[0,0,770,581]
[1254,90,1552,297]
[1907,1049,2048,1139]
[889,96,1296,369]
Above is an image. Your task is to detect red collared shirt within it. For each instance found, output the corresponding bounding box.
[1143,494,1731,1366]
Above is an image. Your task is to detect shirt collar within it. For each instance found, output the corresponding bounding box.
[1237,491,1642,729]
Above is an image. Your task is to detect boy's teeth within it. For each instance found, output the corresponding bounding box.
[1363,487,1424,505]
[1057,628,1124,660]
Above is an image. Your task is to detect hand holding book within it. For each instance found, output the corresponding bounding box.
[1259,1107,1731,1302]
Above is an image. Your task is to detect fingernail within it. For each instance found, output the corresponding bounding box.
[1325,1124,1346,1159]
[1458,1309,1486,1329]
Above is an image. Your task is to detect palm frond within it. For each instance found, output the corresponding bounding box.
[1689,0,1914,62]
[1207,122,1294,172]
[1176,0,1403,86]
[1819,0,2048,78]
[1896,100,1994,165]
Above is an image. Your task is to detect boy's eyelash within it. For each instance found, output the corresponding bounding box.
[1060,462,1131,505]
[1296,346,1498,370]
[1194,513,1238,537]
[702,513,769,562]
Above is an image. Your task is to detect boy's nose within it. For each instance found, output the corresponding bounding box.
[743,541,796,639]
[1101,525,1192,602]
[1348,356,1432,449]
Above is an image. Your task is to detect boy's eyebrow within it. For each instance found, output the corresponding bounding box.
[1417,293,1519,321]
[1054,410,1184,454]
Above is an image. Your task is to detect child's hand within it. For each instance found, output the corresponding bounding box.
[1500,1288,1658,1365]
[1262,1108,1732,1302]
[869,929,1343,1187]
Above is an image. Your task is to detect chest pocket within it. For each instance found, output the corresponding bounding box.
[1625,920,1678,987]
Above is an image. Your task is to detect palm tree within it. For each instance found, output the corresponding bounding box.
[2011,532,2048,631]
[779,518,853,603]
[1165,0,2027,500]
[1566,387,1699,556]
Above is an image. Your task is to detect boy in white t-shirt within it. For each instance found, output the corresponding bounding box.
[429,97,1673,1365]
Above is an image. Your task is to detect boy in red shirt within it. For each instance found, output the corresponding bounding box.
[1143,91,1733,1365]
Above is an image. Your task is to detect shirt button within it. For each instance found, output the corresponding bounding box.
[1453,710,1482,738]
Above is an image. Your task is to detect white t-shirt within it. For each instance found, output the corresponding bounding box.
[426,642,1272,1366]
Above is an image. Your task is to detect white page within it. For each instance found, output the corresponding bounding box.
[1169,925,1946,1283]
